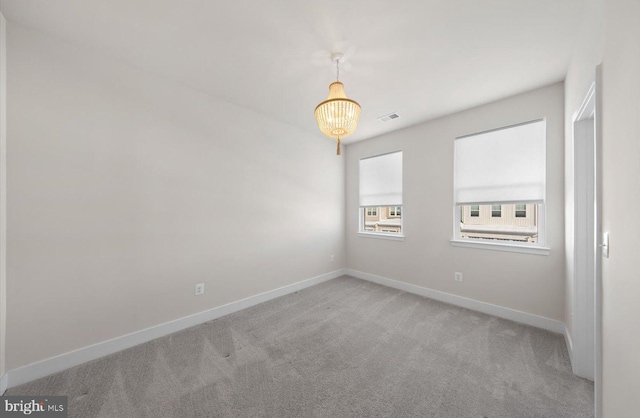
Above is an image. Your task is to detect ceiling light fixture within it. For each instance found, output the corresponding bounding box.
[314,52,361,155]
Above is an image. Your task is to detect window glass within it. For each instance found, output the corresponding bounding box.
[460,204,538,243]
[362,206,402,234]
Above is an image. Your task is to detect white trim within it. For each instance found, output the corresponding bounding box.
[346,269,564,334]
[6,269,346,389]
[571,80,598,382]
[594,64,603,418]
[564,325,574,367]
[450,239,550,256]
[573,82,596,122]
[357,232,405,241]
[0,373,7,395]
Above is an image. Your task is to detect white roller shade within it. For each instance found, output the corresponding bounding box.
[359,151,403,207]
[454,120,546,205]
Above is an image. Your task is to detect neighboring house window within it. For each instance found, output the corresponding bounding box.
[359,151,403,236]
[453,120,546,248]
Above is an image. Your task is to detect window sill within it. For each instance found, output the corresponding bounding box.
[358,232,405,241]
[450,239,550,256]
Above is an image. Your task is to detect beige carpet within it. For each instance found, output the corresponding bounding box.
[6,276,594,417]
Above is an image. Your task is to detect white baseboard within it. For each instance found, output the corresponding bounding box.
[346,269,565,334]
[7,269,346,389]
[564,325,574,367]
[0,373,7,395]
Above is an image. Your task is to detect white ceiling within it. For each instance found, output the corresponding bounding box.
[0,0,586,144]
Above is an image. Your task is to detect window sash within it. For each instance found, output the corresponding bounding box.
[360,206,403,235]
[453,203,546,247]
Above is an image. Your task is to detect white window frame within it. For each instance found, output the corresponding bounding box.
[450,120,549,255]
[358,151,404,241]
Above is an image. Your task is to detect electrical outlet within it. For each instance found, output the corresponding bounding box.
[454,272,463,282]
[195,283,205,296]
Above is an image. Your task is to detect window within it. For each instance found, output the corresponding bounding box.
[359,152,403,237]
[452,120,547,252]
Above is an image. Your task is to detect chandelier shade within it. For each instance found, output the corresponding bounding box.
[314,54,362,155]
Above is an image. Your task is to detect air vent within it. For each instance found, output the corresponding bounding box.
[378,112,401,122]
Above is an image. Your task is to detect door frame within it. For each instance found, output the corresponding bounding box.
[571,66,603,417]
[594,64,603,418]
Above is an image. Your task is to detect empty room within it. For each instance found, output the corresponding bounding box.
[0,0,638,417]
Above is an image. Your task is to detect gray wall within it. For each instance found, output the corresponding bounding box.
[345,83,565,322]
[600,0,640,414]
[5,22,345,370]
[563,0,605,344]
[564,0,640,413]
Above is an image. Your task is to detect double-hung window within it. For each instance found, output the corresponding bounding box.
[359,151,403,238]
[452,119,548,254]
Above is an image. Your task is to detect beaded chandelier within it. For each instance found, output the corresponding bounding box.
[314,53,361,155]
